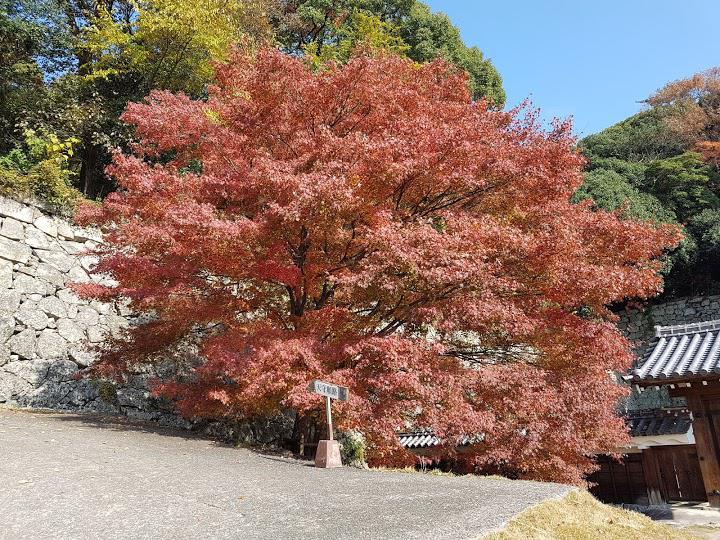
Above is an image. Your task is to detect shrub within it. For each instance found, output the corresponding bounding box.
[0,129,82,211]
[97,380,118,404]
[338,431,366,467]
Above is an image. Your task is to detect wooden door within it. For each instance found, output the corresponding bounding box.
[687,395,720,506]
[651,446,706,502]
[589,453,649,504]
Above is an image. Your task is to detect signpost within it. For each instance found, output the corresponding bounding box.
[307,380,349,468]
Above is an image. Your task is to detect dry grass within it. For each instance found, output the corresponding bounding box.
[484,490,701,540]
[370,465,457,477]
[683,525,720,540]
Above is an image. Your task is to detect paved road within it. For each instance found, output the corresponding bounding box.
[0,409,573,540]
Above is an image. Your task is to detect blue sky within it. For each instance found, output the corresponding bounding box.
[425,0,720,137]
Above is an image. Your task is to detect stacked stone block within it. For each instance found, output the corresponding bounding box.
[0,196,133,412]
[618,295,720,349]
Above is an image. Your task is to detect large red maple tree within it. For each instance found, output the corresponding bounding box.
[77,48,680,484]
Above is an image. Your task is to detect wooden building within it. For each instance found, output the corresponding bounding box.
[397,408,706,504]
[396,320,720,505]
[589,408,704,505]
[626,318,720,507]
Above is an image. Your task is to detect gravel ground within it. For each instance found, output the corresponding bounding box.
[628,504,720,539]
[0,408,573,540]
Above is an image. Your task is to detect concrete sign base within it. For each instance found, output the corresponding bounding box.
[315,440,342,468]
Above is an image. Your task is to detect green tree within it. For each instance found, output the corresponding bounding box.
[303,11,408,66]
[686,209,720,289]
[82,0,272,95]
[585,157,647,188]
[643,152,720,222]
[572,168,675,223]
[689,208,720,252]
[2,0,273,199]
[274,0,413,53]
[580,108,686,164]
[0,129,81,209]
[0,1,47,153]
[274,0,505,103]
[71,0,272,197]
[399,2,504,104]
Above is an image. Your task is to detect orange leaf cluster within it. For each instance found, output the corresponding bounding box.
[76,49,680,484]
[647,67,720,146]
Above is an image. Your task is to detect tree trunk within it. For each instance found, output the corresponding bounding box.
[79,142,105,199]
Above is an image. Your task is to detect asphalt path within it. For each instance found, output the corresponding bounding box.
[0,409,573,540]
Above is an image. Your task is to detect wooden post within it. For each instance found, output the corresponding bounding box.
[641,448,666,505]
[687,395,720,507]
[325,395,333,441]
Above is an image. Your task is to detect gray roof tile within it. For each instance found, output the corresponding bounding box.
[398,431,442,448]
[632,319,720,382]
[628,409,692,437]
[398,411,692,449]
[397,431,476,449]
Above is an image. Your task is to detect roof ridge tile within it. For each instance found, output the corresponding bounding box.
[655,319,720,337]
[635,319,720,383]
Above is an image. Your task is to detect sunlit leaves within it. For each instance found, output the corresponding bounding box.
[82,0,273,94]
[77,49,679,484]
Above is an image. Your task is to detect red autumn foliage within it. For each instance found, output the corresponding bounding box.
[76,48,681,484]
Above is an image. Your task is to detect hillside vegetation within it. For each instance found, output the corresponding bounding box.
[1,0,503,200]
[576,69,720,298]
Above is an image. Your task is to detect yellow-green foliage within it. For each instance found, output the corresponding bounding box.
[0,129,82,210]
[82,0,272,94]
[338,430,366,465]
[305,12,409,68]
[485,490,699,540]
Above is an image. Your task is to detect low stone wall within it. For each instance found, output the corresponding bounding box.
[618,295,720,350]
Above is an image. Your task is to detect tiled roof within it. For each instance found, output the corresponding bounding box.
[397,431,475,449]
[397,431,442,449]
[628,409,692,438]
[398,411,692,449]
[632,319,720,383]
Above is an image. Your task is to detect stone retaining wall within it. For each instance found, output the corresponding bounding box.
[617,296,720,411]
[0,196,294,443]
[618,295,720,350]
[0,196,143,414]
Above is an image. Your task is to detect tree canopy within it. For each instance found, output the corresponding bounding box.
[273,0,504,104]
[0,0,503,201]
[76,49,678,484]
[0,0,52,154]
[576,68,720,298]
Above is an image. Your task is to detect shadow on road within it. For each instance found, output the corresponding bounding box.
[6,407,312,464]
[256,453,315,468]
[4,407,231,446]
